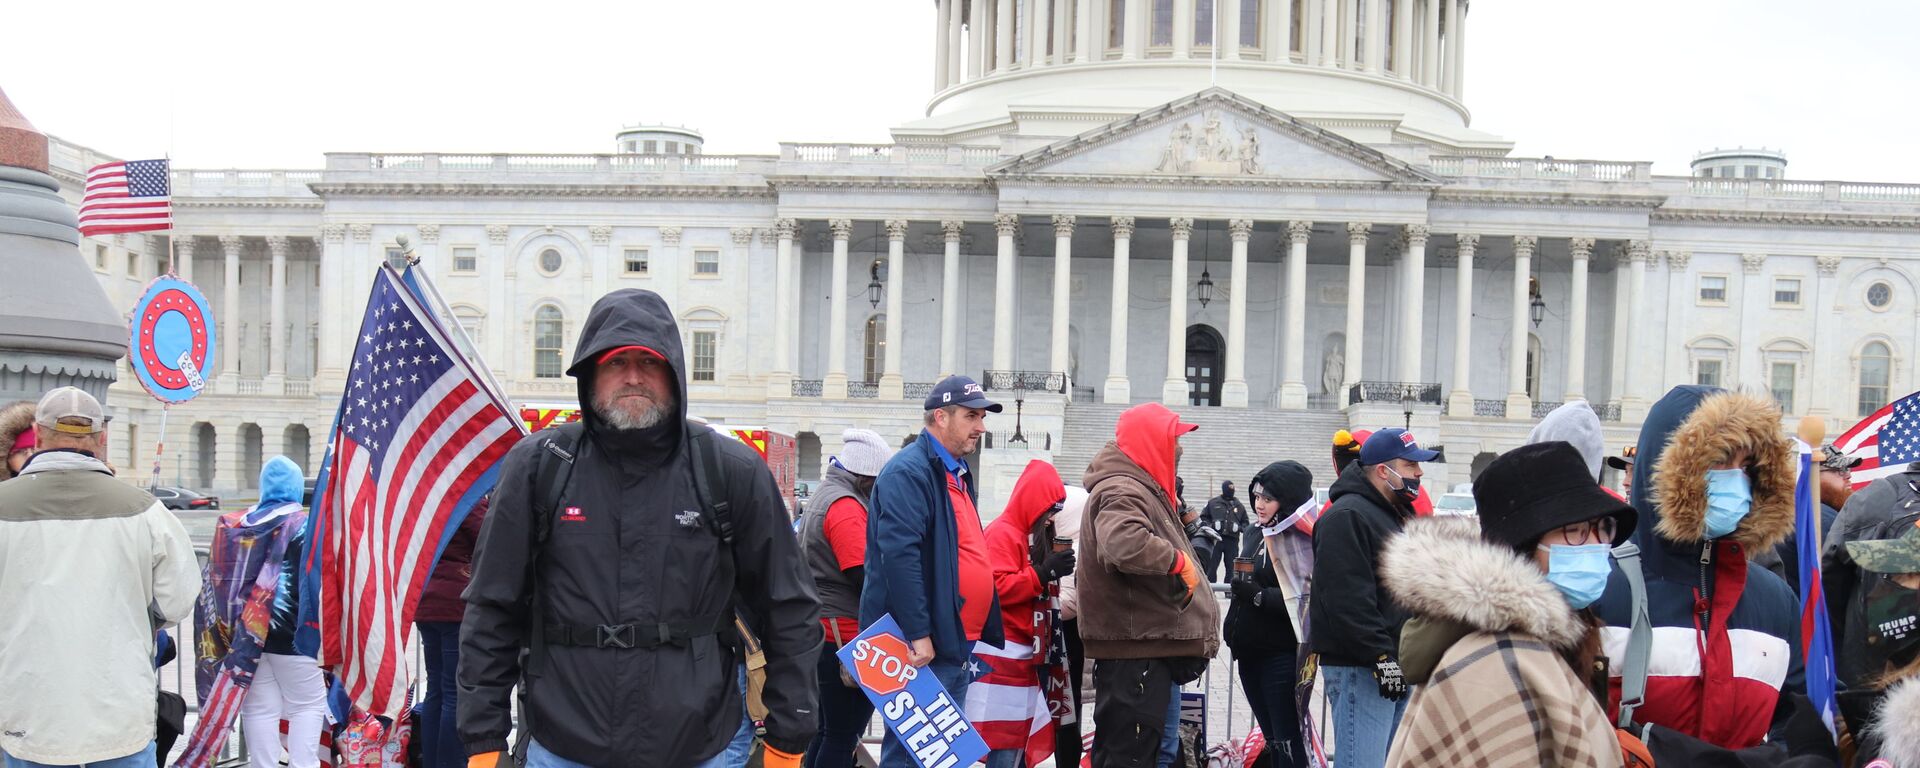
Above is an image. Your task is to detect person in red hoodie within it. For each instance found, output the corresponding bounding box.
[970,460,1072,768]
[416,495,487,768]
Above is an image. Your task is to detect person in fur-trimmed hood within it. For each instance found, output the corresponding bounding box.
[0,400,34,479]
[1590,386,1805,751]
[1383,441,1635,768]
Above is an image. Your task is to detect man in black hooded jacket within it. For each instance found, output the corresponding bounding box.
[458,289,822,768]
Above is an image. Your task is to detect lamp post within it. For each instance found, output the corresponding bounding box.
[1401,385,1416,431]
[1009,398,1028,446]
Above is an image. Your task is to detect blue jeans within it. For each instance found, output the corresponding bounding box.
[878,662,971,768]
[805,643,876,768]
[1320,665,1407,768]
[1157,684,1181,768]
[530,739,737,768]
[983,748,1023,768]
[416,621,463,768]
[722,666,755,767]
[3,743,155,768]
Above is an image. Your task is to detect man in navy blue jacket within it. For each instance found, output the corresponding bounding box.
[861,375,1007,768]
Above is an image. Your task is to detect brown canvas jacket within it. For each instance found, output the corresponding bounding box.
[1075,440,1220,660]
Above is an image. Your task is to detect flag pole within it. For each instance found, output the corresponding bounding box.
[394,236,522,432]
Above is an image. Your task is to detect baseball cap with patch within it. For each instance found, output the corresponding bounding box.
[35,386,106,435]
[1358,427,1439,465]
[1605,445,1638,472]
[924,375,1003,413]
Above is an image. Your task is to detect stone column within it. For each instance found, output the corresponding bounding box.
[1050,215,1075,388]
[220,235,243,387]
[1125,0,1146,58]
[1223,219,1253,407]
[1268,0,1293,60]
[1053,0,1070,65]
[1076,0,1095,63]
[265,235,289,386]
[1341,222,1370,405]
[992,214,1019,371]
[315,228,342,380]
[971,0,988,76]
[1278,221,1311,408]
[882,220,908,400]
[1448,0,1466,98]
[1446,233,1478,416]
[1812,254,1841,417]
[1341,0,1358,66]
[824,219,853,399]
[1319,0,1339,66]
[589,226,613,300]
[1443,0,1461,94]
[1364,0,1383,72]
[769,218,796,397]
[1163,217,1194,405]
[1105,217,1135,404]
[1028,0,1048,67]
[484,224,509,376]
[1565,237,1593,401]
[1392,0,1411,75]
[1422,0,1440,86]
[1399,224,1428,382]
[941,221,965,376]
[173,234,195,282]
[1222,0,1241,59]
[936,0,954,88]
[1505,235,1536,419]
[1173,0,1194,58]
[416,223,441,276]
[997,0,1015,70]
[1621,240,1650,419]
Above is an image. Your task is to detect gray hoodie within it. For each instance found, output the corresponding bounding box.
[1527,400,1606,482]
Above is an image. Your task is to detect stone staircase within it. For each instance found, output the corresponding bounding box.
[1054,402,1352,496]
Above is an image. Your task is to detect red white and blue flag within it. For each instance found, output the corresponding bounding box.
[1832,391,1920,490]
[965,603,1074,766]
[78,158,171,236]
[313,265,522,717]
[1793,438,1840,742]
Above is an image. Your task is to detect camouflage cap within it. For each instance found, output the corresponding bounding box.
[1819,444,1863,472]
[1846,523,1920,574]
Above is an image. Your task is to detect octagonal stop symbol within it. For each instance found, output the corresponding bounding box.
[854,631,916,696]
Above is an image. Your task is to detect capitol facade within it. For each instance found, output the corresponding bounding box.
[51,0,1920,506]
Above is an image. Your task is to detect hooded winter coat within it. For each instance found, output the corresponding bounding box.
[1307,461,1415,667]
[1529,400,1608,482]
[245,455,310,655]
[985,460,1068,650]
[459,289,822,765]
[1077,403,1220,660]
[0,400,32,480]
[1863,677,1920,767]
[1590,386,1803,750]
[1383,517,1621,767]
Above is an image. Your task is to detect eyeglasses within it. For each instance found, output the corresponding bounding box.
[1540,518,1619,547]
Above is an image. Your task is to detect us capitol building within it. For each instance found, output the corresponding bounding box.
[49,0,1920,508]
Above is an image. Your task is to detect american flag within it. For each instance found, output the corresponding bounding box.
[1833,391,1920,490]
[316,265,523,717]
[78,158,171,236]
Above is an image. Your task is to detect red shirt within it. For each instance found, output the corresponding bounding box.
[950,471,994,641]
[821,497,867,641]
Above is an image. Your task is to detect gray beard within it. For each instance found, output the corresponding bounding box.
[596,392,673,431]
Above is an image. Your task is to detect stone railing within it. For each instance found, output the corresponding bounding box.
[779,143,1003,168]
[791,379,823,398]
[903,381,938,400]
[284,381,311,397]
[1531,401,1564,419]
[1676,177,1920,204]
[1593,402,1623,422]
[171,169,323,198]
[981,370,1067,394]
[328,152,779,176]
[1473,399,1508,418]
[1347,381,1442,405]
[236,379,263,395]
[1430,156,1654,182]
[847,381,880,399]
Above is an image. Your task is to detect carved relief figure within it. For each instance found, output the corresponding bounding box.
[1155,122,1195,173]
[1198,112,1232,163]
[1321,337,1346,395]
[1238,127,1262,174]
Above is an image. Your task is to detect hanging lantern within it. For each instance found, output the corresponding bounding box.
[1528,276,1546,327]
[1196,267,1215,308]
[868,259,885,309]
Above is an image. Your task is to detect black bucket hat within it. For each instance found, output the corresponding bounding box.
[1476,441,1637,553]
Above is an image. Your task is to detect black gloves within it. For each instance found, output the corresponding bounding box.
[1373,654,1407,700]
[1230,579,1261,604]
[1038,549,1077,582]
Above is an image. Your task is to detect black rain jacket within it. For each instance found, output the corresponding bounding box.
[1306,462,1414,667]
[457,289,822,765]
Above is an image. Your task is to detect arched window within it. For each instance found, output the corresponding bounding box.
[1860,341,1893,417]
[863,314,887,384]
[534,305,565,379]
[452,305,485,347]
[1688,336,1735,389]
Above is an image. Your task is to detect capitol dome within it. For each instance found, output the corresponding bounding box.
[899,0,1509,154]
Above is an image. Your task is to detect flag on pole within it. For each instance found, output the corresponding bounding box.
[78,158,171,236]
[1832,391,1920,490]
[1793,438,1840,741]
[315,264,522,717]
[966,638,1059,766]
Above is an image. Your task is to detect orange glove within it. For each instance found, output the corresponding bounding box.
[1173,552,1202,598]
[467,753,504,768]
[762,744,803,768]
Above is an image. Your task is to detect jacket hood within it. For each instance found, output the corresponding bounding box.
[1528,400,1606,482]
[1643,388,1796,551]
[1383,516,1589,650]
[0,401,32,479]
[567,289,688,444]
[1055,486,1088,540]
[1251,461,1315,519]
[257,456,304,508]
[1875,677,1920,768]
[1113,403,1192,507]
[999,460,1066,531]
[1328,460,1399,515]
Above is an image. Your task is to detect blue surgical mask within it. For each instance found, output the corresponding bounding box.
[1704,468,1753,539]
[1540,543,1612,609]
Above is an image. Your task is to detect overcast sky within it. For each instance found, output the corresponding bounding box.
[6,0,1914,182]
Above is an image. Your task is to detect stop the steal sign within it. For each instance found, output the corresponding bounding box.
[837,614,988,768]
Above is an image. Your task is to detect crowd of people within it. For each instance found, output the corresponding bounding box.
[9,286,1920,768]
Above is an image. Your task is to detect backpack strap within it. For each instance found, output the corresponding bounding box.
[687,426,736,546]
[1613,540,1653,729]
[513,424,579,767]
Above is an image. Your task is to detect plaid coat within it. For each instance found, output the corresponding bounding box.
[1382,517,1623,768]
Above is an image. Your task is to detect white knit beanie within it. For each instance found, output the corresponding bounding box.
[836,428,895,477]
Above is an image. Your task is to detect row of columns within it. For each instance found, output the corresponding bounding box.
[933,0,1469,100]
[173,234,297,390]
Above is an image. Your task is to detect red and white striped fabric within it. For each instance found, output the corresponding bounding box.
[78,159,171,236]
[318,266,521,717]
[966,640,1056,765]
[1835,399,1905,490]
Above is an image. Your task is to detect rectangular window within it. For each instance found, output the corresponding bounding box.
[624,248,650,275]
[385,246,407,269]
[95,244,108,270]
[1696,359,1723,388]
[1773,277,1801,306]
[694,249,721,275]
[665,141,679,154]
[1745,164,1760,178]
[452,246,478,273]
[1771,362,1796,413]
[1240,0,1261,47]
[126,251,140,279]
[643,140,657,153]
[1109,0,1126,47]
[1194,0,1214,46]
[691,331,717,382]
[1698,275,1727,304]
[1151,0,1173,45]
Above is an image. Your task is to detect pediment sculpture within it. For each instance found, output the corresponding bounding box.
[1154,110,1262,176]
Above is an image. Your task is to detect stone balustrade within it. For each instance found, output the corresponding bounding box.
[1674,176,1920,204]
[1429,156,1654,182]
